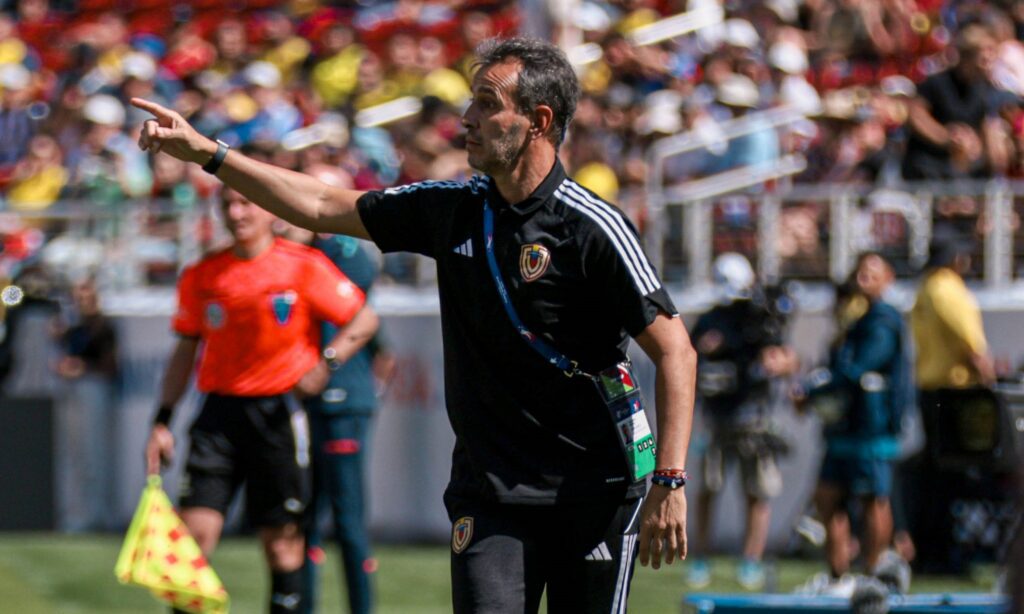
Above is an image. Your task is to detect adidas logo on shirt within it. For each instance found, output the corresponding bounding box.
[453,239,473,257]
[585,542,613,561]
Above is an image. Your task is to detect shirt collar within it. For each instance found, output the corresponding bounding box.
[487,159,567,216]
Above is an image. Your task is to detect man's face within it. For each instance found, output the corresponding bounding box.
[221,189,275,243]
[855,254,894,300]
[462,60,533,175]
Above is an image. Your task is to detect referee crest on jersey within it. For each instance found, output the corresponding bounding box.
[519,244,551,282]
[270,291,297,325]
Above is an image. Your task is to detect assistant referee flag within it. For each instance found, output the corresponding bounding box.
[115,476,229,613]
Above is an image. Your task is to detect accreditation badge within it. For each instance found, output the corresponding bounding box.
[594,361,656,481]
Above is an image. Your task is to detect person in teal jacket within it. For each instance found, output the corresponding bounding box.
[302,234,384,614]
[800,251,909,582]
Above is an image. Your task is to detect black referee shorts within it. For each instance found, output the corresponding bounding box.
[446,496,643,614]
[179,393,310,528]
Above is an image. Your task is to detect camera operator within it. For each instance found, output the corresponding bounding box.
[686,253,798,590]
[797,252,909,586]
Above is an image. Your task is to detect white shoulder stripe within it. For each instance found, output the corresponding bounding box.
[561,180,661,291]
[554,184,660,295]
[555,188,656,295]
[383,180,466,195]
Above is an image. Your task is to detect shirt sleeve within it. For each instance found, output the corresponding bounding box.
[930,273,988,354]
[581,208,677,337]
[303,250,366,326]
[356,181,464,257]
[171,265,202,338]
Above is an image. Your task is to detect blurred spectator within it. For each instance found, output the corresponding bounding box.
[708,74,780,174]
[687,253,798,590]
[0,63,36,176]
[799,252,908,583]
[910,237,994,572]
[902,23,1009,180]
[53,274,120,531]
[6,134,67,212]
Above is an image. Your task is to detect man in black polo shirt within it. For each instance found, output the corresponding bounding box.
[133,36,697,613]
[902,23,1009,180]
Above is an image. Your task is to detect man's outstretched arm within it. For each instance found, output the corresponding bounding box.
[132,97,370,238]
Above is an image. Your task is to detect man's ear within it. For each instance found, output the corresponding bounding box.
[532,105,554,140]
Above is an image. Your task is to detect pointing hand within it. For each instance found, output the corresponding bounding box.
[131,97,216,165]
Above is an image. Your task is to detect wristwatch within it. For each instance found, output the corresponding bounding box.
[202,139,230,175]
[322,347,342,370]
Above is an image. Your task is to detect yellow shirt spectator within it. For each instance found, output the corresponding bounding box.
[910,267,989,389]
[8,165,68,211]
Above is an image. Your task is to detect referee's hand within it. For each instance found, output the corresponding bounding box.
[637,485,687,570]
[145,425,175,475]
[131,98,218,165]
[292,360,330,399]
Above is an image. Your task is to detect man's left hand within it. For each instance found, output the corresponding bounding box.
[637,485,687,569]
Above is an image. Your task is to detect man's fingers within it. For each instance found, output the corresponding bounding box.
[664,530,678,565]
[677,526,688,560]
[131,97,175,120]
[649,531,664,569]
[637,527,651,567]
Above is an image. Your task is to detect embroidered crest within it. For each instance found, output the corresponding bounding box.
[205,302,225,329]
[270,291,297,325]
[519,244,551,282]
[451,516,474,554]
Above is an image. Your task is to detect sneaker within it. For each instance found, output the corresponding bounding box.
[795,515,827,547]
[795,572,856,597]
[686,559,711,589]
[737,558,766,591]
[871,549,911,594]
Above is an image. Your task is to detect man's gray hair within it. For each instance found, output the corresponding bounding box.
[475,37,581,147]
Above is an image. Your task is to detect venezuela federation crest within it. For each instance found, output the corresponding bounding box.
[519,244,551,282]
[451,516,473,554]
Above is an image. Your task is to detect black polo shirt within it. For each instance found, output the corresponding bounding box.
[357,160,677,505]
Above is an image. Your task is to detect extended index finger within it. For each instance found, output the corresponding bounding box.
[130,97,175,119]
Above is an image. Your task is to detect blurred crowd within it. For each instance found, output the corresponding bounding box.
[0,0,1023,287]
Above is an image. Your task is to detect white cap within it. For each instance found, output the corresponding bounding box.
[572,2,612,32]
[713,252,756,297]
[766,0,799,23]
[635,89,683,135]
[0,63,30,91]
[121,52,157,81]
[779,76,822,115]
[768,41,808,75]
[880,74,916,98]
[82,94,126,126]
[723,19,760,49]
[717,74,760,108]
[243,61,282,89]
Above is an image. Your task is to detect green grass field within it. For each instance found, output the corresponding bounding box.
[0,533,998,613]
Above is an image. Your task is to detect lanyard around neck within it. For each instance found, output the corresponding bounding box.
[482,201,590,378]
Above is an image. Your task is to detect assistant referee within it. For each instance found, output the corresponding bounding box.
[135,36,696,613]
[145,187,378,614]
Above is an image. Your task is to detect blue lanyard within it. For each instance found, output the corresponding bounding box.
[482,201,589,378]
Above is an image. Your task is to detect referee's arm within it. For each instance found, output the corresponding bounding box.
[633,312,698,570]
[131,98,370,239]
[146,336,199,475]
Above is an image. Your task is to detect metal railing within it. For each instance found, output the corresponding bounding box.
[646,176,1024,288]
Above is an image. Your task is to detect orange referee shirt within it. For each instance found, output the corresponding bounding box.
[172,238,365,396]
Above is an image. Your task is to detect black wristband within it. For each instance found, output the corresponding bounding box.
[153,405,174,427]
[202,139,230,175]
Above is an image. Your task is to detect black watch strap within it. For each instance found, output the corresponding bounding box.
[202,139,230,175]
